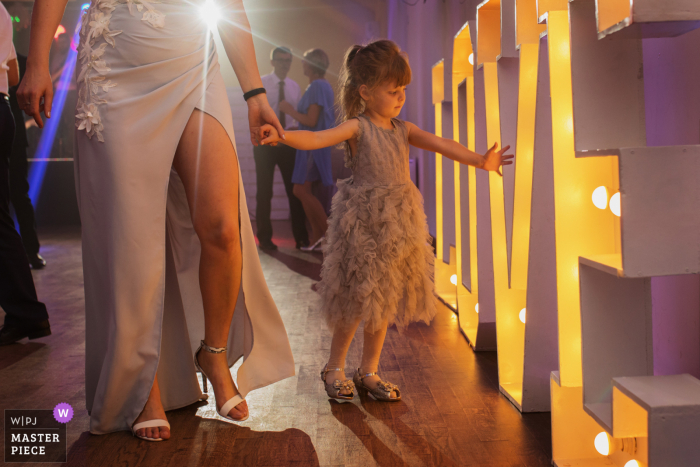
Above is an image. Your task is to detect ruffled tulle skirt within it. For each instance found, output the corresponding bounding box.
[319,178,436,334]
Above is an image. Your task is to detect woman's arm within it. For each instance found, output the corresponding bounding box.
[217,0,284,143]
[405,121,512,175]
[260,119,359,151]
[17,0,69,127]
[7,59,19,87]
[279,101,321,128]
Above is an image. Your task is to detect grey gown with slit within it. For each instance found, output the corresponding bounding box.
[74,0,295,434]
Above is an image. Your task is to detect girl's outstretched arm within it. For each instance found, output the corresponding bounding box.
[260,119,360,151]
[405,121,513,176]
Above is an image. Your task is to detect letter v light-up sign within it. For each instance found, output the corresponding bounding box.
[474,0,560,411]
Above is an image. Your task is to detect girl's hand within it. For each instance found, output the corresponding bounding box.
[278,100,294,115]
[259,124,281,145]
[17,64,54,128]
[482,142,513,176]
[247,93,285,146]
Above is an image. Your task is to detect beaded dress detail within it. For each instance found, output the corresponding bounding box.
[319,114,436,333]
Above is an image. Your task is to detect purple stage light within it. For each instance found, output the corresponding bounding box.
[27,17,82,205]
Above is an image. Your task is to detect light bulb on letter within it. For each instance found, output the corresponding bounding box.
[450,274,457,285]
[475,303,479,314]
[624,461,639,467]
[468,53,474,65]
[519,308,526,323]
[609,192,621,217]
[594,432,610,456]
[592,186,608,210]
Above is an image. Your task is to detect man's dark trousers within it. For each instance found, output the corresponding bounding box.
[0,96,48,328]
[8,54,41,259]
[253,143,308,246]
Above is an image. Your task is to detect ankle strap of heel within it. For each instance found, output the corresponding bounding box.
[200,340,227,354]
[357,368,378,380]
[320,365,345,382]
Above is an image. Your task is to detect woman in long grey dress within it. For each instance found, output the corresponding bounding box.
[18,0,295,439]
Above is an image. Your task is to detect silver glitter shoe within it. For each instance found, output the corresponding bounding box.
[320,364,355,402]
[353,368,401,401]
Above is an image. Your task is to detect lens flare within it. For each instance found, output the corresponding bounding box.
[200,0,221,30]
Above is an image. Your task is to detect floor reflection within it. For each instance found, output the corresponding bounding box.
[68,404,319,467]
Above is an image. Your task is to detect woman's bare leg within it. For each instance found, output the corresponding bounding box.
[293,181,327,243]
[134,109,248,433]
[172,109,248,419]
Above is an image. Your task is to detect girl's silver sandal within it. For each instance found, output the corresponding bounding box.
[353,368,401,402]
[320,364,355,402]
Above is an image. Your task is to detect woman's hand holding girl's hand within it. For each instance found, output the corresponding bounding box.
[482,142,513,176]
[247,93,285,146]
[17,64,53,128]
[259,124,281,146]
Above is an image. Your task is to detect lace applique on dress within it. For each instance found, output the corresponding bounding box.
[76,0,165,142]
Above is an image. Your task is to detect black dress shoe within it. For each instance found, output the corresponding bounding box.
[0,320,52,346]
[258,240,278,251]
[29,253,47,270]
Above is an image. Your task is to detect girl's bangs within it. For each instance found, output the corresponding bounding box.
[383,53,412,87]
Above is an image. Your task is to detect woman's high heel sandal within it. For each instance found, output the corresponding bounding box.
[320,364,355,402]
[301,236,325,252]
[353,368,401,402]
[194,340,249,422]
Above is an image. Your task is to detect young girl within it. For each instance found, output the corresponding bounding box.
[260,40,512,402]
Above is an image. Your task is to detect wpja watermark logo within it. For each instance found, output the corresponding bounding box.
[4,403,72,463]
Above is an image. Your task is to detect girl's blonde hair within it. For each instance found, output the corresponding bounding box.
[337,39,412,124]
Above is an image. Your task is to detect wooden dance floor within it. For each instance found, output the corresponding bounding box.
[0,223,552,466]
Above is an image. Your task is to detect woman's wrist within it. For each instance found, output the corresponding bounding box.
[246,93,268,107]
[243,87,266,102]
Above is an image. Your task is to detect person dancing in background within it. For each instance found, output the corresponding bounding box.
[0,2,51,346]
[19,0,294,440]
[279,48,334,252]
[260,40,512,402]
[254,46,309,251]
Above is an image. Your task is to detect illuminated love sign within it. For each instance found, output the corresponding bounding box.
[430,0,700,465]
